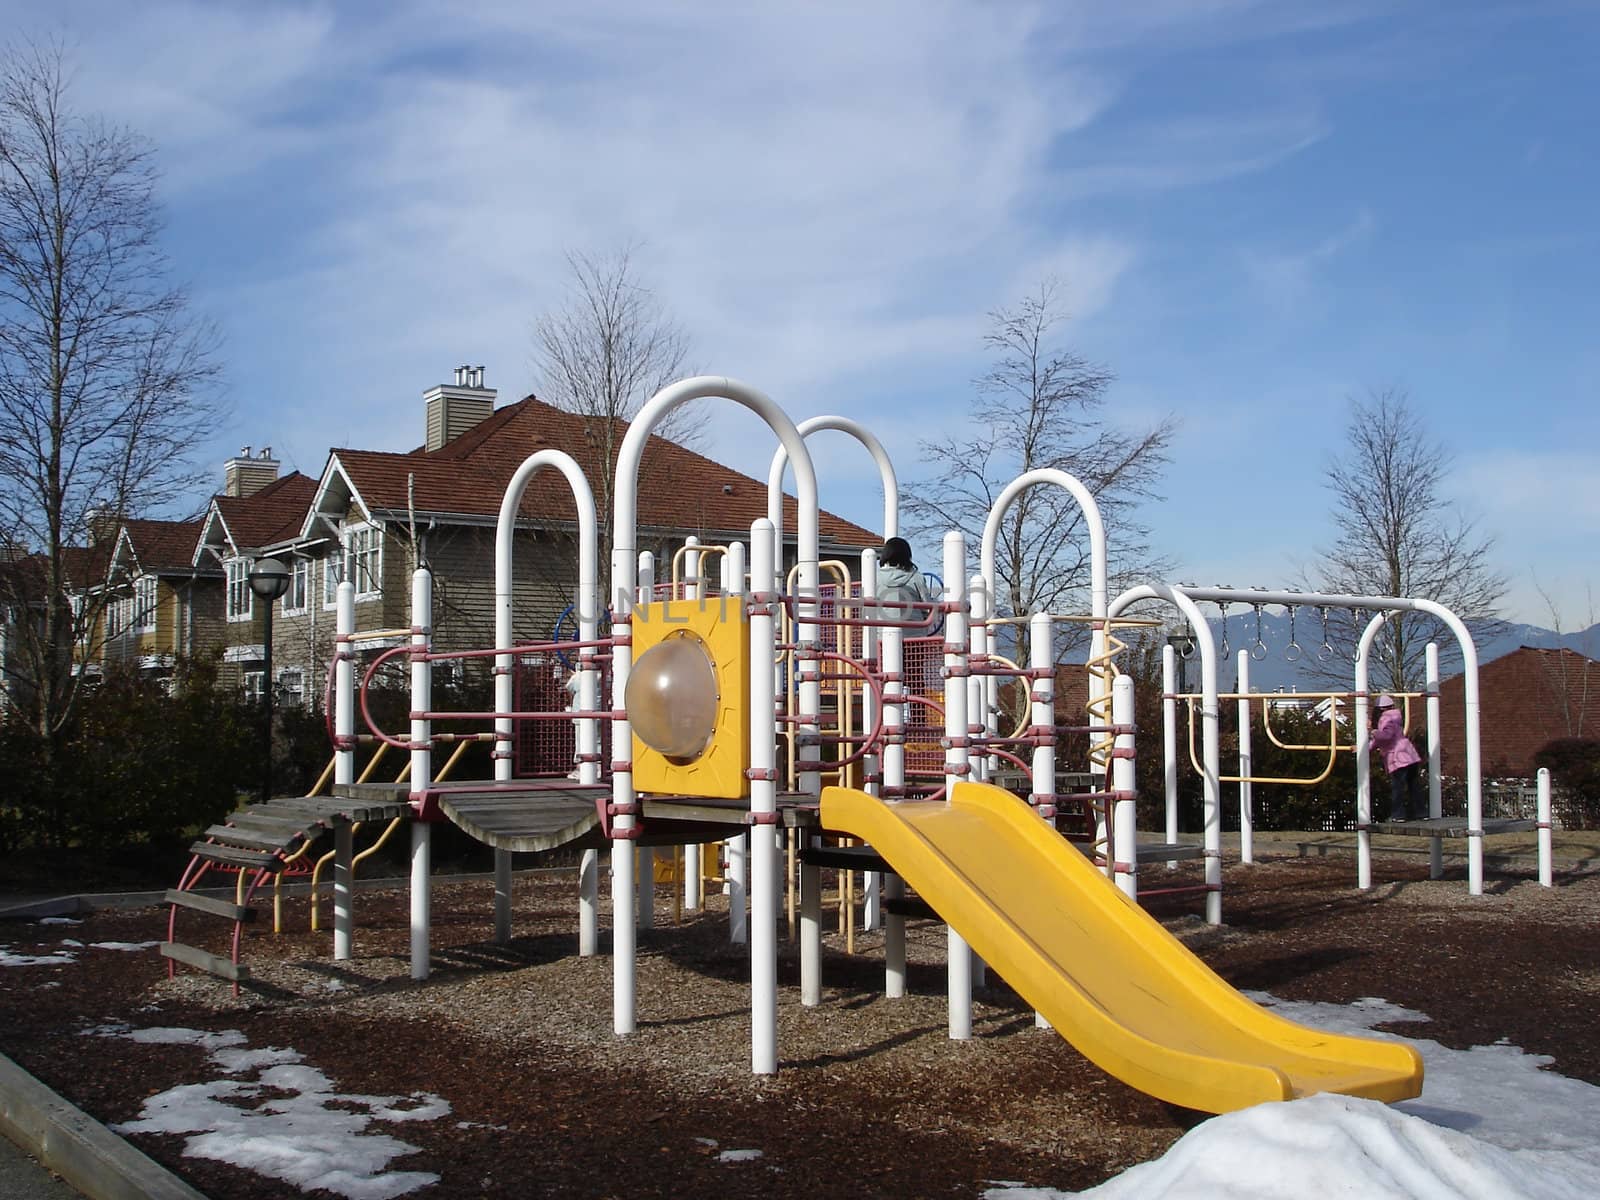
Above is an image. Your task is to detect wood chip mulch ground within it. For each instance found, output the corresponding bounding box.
[3,851,1598,1199]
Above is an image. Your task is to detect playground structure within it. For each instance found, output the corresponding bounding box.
[159,373,1567,1113]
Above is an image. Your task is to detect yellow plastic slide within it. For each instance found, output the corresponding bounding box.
[820,782,1423,1114]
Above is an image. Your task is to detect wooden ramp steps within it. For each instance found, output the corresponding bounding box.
[163,793,412,990]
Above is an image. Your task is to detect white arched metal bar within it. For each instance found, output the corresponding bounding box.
[1107,584,1222,925]
[766,414,899,569]
[612,377,821,1076]
[978,470,1109,804]
[494,450,599,950]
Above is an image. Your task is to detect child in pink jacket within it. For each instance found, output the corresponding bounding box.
[1371,694,1425,821]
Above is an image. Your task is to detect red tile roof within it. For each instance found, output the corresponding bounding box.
[212,472,319,551]
[329,396,879,546]
[121,519,209,574]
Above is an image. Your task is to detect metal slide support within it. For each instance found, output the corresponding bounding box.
[943,532,972,1041]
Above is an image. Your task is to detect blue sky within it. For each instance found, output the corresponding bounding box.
[9,0,1596,625]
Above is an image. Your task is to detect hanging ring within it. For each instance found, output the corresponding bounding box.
[1250,641,1268,661]
[1284,641,1303,663]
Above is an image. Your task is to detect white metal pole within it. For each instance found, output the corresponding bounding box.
[1029,610,1054,1029]
[1112,674,1137,900]
[409,568,433,981]
[968,574,988,784]
[1162,644,1178,868]
[749,519,778,1074]
[635,551,655,933]
[943,531,972,1041]
[725,541,749,945]
[881,555,907,999]
[1426,642,1443,879]
[333,581,355,960]
[1354,612,1386,891]
[860,548,881,932]
[1029,612,1055,816]
[1237,649,1253,865]
[683,537,703,914]
[1537,767,1553,888]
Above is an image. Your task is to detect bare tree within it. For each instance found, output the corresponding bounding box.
[532,246,696,571]
[1533,579,1597,738]
[1312,387,1506,690]
[0,41,221,747]
[906,277,1176,659]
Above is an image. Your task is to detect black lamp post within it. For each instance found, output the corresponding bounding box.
[248,556,291,804]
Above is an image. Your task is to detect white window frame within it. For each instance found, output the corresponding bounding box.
[349,523,383,601]
[283,558,310,615]
[242,669,265,703]
[105,593,125,639]
[133,575,158,633]
[276,667,305,708]
[226,559,253,622]
[322,550,343,611]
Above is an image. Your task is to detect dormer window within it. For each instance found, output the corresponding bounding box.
[133,576,158,633]
[226,558,253,621]
[349,524,382,600]
[283,558,309,615]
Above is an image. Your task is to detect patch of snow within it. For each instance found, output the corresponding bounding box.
[91,940,161,951]
[91,1023,451,1200]
[717,1148,764,1163]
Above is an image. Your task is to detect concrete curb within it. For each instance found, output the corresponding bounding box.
[0,1052,206,1200]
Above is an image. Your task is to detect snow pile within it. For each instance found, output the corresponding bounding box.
[89,1024,450,1200]
[986,994,1600,1199]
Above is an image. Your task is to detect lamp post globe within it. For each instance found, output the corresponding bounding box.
[247,557,292,803]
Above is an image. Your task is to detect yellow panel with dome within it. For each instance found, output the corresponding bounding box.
[625,596,750,799]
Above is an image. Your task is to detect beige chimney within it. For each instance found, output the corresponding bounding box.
[224,445,281,498]
[423,365,495,452]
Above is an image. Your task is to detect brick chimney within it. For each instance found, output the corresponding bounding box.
[224,446,280,498]
[423,365,495,452]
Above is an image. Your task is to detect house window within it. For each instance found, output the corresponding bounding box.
[350,524,382,599]
[105,594,125,639]
[133,576,158,632]
[323,551,342,609]
[277,668,305,708]
[242,670,265,703]
[283,559,309,615]
[226,559,253,622]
